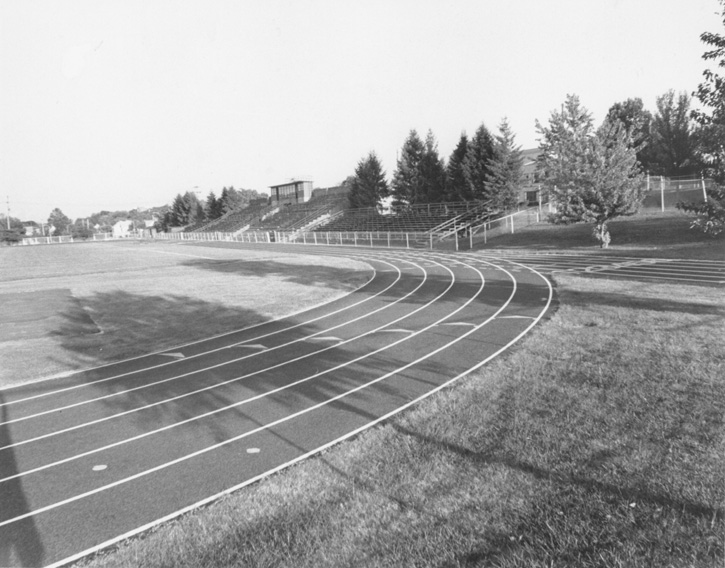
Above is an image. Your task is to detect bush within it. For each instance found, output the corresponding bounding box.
[677,186,725,236]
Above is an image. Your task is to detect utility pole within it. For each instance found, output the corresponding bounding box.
[5,196,10,229]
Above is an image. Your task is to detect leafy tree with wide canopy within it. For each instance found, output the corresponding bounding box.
[678,0,725,235]
[47,208,72,236]
[606,97,657,173]
[650,90,701,177]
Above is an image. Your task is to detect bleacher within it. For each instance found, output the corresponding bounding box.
[248,191,347,231]
[191,201,273,234]
[315,201,489,234]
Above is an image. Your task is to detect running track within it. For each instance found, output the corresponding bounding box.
[1,244,554,567]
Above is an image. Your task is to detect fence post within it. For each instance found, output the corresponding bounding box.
[354,232,357,247]
[406,233,409,249]
[370,232,373,247]
[430,233,433,250]
[455,222,458,251]
[484,223,487,244]
[660,176,665,212]
[314,232,318,245]
[388,232,390,248]
[511,215,515,234]
[469,228,473,250]
[326,232,329,245]
[303,232,306,245]
[702,175,707,201]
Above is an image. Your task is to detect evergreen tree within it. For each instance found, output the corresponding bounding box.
[536,94,596,222]
[537,95,646,247]
[391,130,424,206]
[467,123,496,202]
[418,130,446,203]
[486,118,524,211]
[445,133,474,201]
[205,191,219,220]
[170,194,188,226]
[219,187,231,214]
[348,152,389,209]
[650,90,701,177]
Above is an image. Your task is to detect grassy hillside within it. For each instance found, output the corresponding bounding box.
[480,210,724,260]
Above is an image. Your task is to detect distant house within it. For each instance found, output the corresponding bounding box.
[520,148,542,205]
[112,220,133,238]
[269,179,313,205]
[22,221,41,236]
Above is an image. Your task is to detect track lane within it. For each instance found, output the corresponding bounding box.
[0,245,552,568]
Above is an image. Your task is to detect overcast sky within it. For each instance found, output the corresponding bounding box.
[1,0,722,222]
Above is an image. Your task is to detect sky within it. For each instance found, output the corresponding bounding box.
[1,0,722,223]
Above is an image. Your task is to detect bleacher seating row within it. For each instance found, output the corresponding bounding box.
[315,201,490,234]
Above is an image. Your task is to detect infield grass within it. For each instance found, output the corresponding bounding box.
[0,240,370,389]
[76,277,724,566]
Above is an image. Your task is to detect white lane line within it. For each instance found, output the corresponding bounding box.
[0,257,404,411]
[228,344,267,351]
[0,256,480,480]
[159,353,185,359]
[0,258,433,442]
[439,322,476,327]
[306,337,343,342]
[497,315,537,319]
[0,256,489,523]
[0,257,384,402]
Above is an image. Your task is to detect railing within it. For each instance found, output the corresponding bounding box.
[20,233,114,246]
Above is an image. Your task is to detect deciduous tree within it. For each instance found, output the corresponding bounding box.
[537,95,646,247]
[606,98,656,172]
[650,90,701,177]
[692,0,725,184]
[47,208,72,236]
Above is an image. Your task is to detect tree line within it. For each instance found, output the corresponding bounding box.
[157,186,265,231]
[346,1,724,243]
[346,118,525,213]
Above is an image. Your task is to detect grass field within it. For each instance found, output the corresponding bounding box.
[4,214,724,567]
[480,210,724,259]
[0,241,370,389]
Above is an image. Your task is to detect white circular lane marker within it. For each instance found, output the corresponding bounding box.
[92,465,107,471]
[246,448,260,454]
